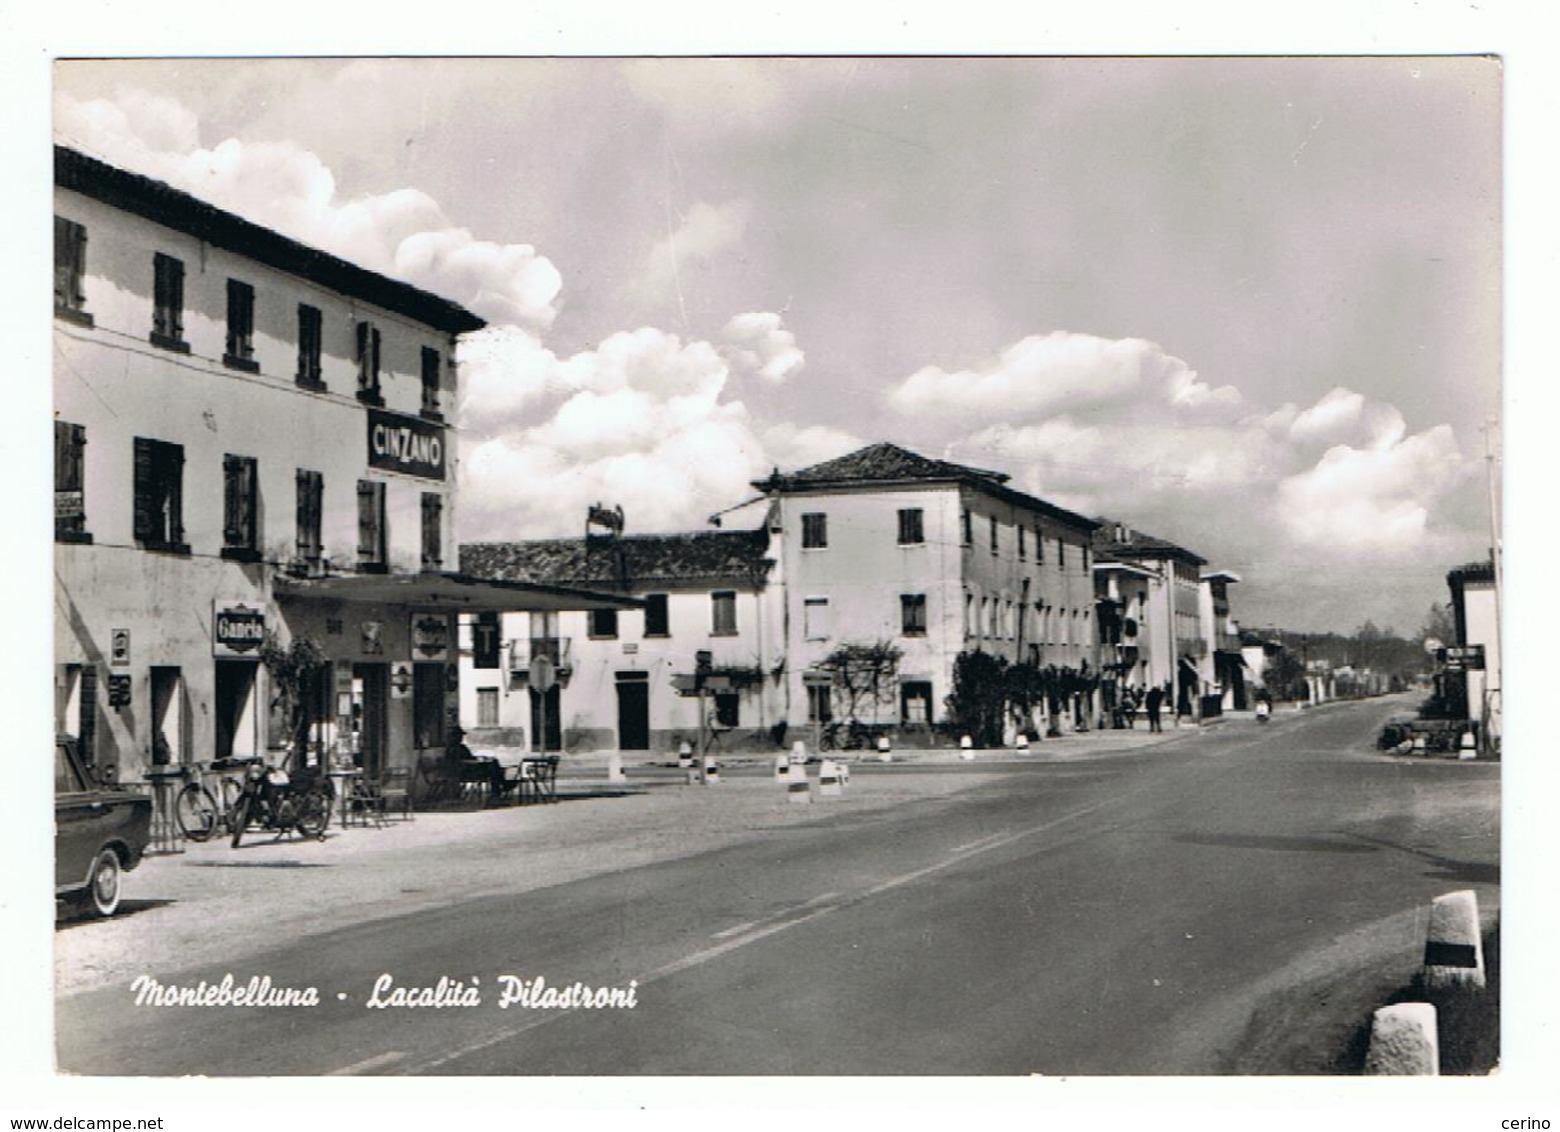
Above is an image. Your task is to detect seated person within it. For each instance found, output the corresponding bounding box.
[449,728,509,799]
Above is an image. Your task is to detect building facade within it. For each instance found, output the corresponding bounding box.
[457,530,781,754]
[54,146,622,792]
[1446,560,1501,748]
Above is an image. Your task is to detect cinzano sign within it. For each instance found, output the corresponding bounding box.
[367,408,446,481]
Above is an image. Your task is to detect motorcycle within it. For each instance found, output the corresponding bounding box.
[229,759,333,847]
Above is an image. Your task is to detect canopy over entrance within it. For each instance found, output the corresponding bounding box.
[274,571,641,613]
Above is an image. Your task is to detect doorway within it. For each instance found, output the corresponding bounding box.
[616,675,650,750]
[528,685,561,752]
[149,666,183,766]
[351,663,388,777]
[214,661,259,760]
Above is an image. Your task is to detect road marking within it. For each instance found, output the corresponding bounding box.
[712,891,841,939]
[951,833,1008,854]
[712,920,757,939]
[327,1050,408,1076]
[411,797,1121,1074]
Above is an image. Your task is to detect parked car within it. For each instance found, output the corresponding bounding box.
[55,735,152,917]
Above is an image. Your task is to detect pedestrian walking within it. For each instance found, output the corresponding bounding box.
[1145,685,1163,732]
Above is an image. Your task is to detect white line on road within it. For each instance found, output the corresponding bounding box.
[411,797,1123,1074]
[327,1050,408,1076]
[711,920,757,939]
[712,891,841,938]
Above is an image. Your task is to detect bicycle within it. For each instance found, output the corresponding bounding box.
[173,760,254,842]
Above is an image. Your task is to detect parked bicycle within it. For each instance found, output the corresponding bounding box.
[229,759,334,847]
[173,758,255,843]
[818,719,874,752]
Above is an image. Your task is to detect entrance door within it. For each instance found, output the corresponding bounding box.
[528,685,561,752]
[214,661,258,760]
[616,677,650,750]
[352,664,388,777]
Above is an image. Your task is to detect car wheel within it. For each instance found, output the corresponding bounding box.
[87,848,123,917]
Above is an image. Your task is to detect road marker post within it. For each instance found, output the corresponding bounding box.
[790,740,808,766]
[701,755,720,786]
[787,774,812,804]
[774,755,792,782]
[1015,733,1030,754]
[1423,890,1486,989]
[876,735,892,763]
[818,759,843,798]
[1363,1003,1439,1075]
[607,753,625,784]
[678,740,693,769]
[959,735,975,761]
[1459,730,1477,760]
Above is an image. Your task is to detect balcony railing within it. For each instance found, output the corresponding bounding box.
[508,637,573,674]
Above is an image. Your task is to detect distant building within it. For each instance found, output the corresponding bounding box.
[1446,559,1501,747]
[754,442,1101,737]
[458,529,779,753]
[54,145,625,791]
[1199,570,1248,710]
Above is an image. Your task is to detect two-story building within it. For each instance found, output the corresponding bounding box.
[54,146,627,791]
[457,529,780,754]
[1199,569,1248,711]
[754,442,1101,736]
[1446,559,1501,751]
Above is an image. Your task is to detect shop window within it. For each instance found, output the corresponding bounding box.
[643,593,670,637]
[54,217,90,325]
[801,512,827,549]
[804,596,831,641]
[151,253,187,352]
[224,279,258,371]
[357,480,387,572]
[421,346,443,420]
[589,608,619,640]
[901,594,927,637]
[133,437,187,553]
[477,687,500,728]
[296,304,324,389]
[295,469,324,573]
[54,421,90,543]
[897,508,924,546]
[222,454,260,561]
[355,321,383,406]
[421,492,444,571]
[711,591,738,636]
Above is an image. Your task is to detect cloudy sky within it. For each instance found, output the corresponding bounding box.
[54,56,1501,635]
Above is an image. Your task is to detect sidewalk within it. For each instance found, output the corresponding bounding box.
[56,724,1192,997]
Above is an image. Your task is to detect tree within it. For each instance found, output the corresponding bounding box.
[1420,602,1457,647]
[946,650,1008,746]
[260,631,328,764]
[816,640,903,728]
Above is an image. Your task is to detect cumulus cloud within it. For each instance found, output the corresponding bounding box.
[886,331,1243,422]
[643,200,751,298]
[457,326,770,539]
[720,311,806,384]
[56,91,562,329]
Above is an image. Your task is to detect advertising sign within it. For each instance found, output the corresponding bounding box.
[411,613,450,661]
[367,408,446,481]
[110,629,130,667]
[390,662,414,699]
[1439,644,1486,671]
[213,600,266,658]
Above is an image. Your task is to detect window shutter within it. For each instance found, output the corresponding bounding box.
[356,322,370,388]
[224,455,243,545]
[357,480,375,559]
[168,446,185,545]
[133,438,153,543]
[421,492,443,570]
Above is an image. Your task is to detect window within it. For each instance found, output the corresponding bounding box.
[132,437,186,553]
[476,687,500,728]
[421,492,443,571]
[357,480,387,572]
[990,515,1000,555]
[643,594,670,637]
[1018,525,1027,560]
[711,591,738,636]
[801,512,827,549]
[897,508,925,545]
[1035,525,1044,564]
[589,608,619,639]
[151,253,187,352]
[296,305,324,388]
[356,321,383,405]
[807,683,833,724]
[1083,546,1091,572]
[901,594,927,636]
[713,692,740,729]
[295,469,324,572]
[224,279,258,371]
[54,217,90,324]
[54,421,90,543]
[222,455,260,561]
[901,681,933,726]
[421,346,443,419]
[1056,539,1066,569]
[963,591,974,636]
[804,596,831,641]
[961,508,973,546]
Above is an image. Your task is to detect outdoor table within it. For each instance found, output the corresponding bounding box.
[328,768,362,827]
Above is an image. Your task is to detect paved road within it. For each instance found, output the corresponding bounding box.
[57,697,1498,1075]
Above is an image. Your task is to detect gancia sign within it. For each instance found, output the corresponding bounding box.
[213,601,266,658]
[367,408,446,481]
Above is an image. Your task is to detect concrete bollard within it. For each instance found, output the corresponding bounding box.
[959,735,975,761]
[1412,733,1427,754]
[1015,733,1030,754]
[790,740,808,766]
[1459,730,1477,760]
[1423,889,1486,989]
[774,754,791,782]
[817,759,843,798]
[787,776,812,804]
[678,740,693,769]
[876,735,892,763]
[607,753,626,784]
[701,755,720,786]
[1363,1003,1439,1075]
[837,761,850,787]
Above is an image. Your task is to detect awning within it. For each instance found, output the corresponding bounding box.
[274,571,642,613]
